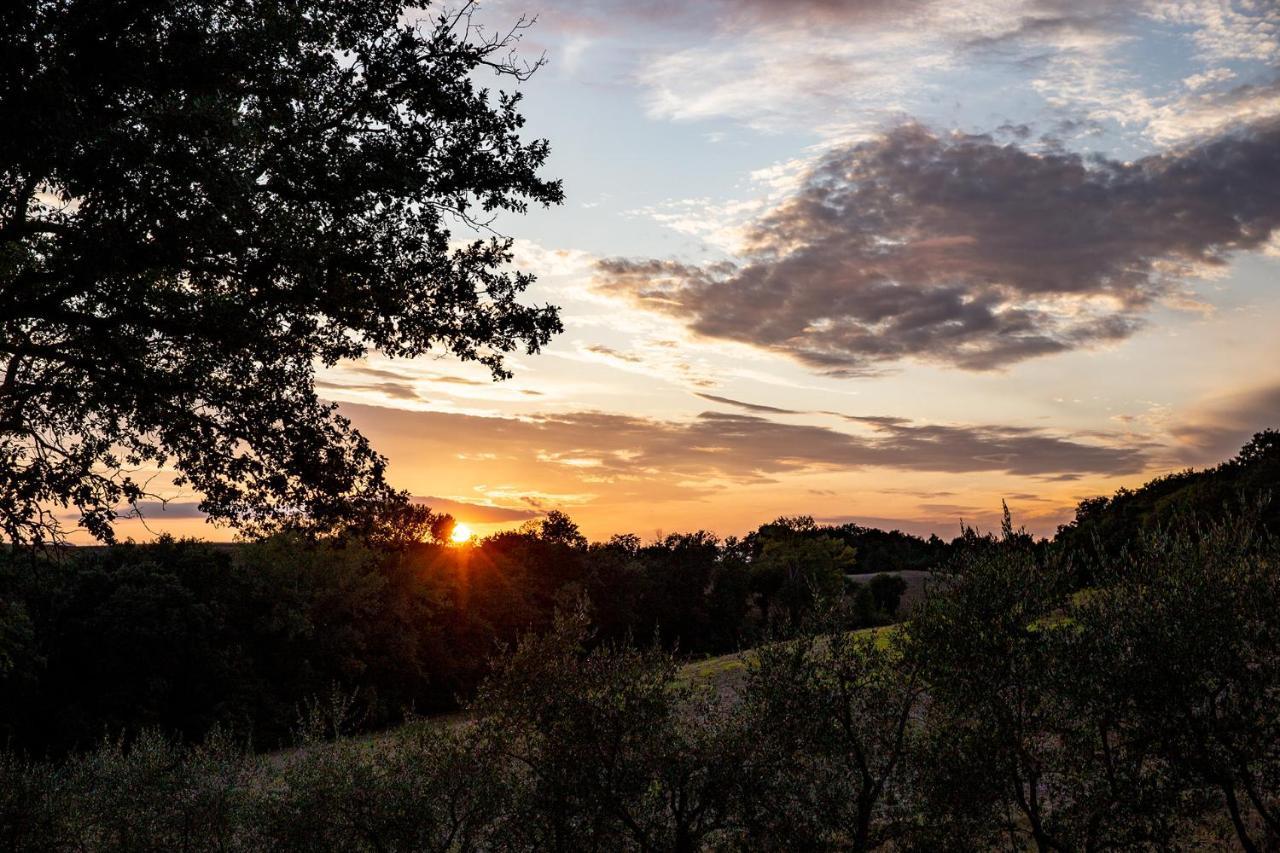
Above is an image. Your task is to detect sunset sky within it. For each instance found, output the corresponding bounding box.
[123,0,1280,543]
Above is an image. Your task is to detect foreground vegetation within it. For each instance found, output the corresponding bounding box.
[3,511,1279,850]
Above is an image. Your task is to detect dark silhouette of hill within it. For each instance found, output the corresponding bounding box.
[1054,429,1280,572]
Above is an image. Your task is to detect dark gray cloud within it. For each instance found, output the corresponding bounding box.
[1036,472,1085,482]
[348,364,486,387]
[344,403,1146,480]
[597,119,1280,373]
[411,496,542,523]
[694,393,804,415]
[127,501,208,520]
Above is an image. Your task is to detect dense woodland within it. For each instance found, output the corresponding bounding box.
[0,509,919,756]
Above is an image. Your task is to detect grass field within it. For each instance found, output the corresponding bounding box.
[674,624,898,698]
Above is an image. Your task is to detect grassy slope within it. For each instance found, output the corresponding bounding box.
[674,624,897,699]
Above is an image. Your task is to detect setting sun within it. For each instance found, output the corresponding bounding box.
[449,522,474,544]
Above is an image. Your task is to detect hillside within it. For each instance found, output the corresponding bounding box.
[1053,429,1280,566]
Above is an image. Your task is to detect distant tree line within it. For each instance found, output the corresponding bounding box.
[2,431,1277,761]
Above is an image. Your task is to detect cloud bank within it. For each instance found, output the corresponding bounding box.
[597,120,1280,373]
[348,403,1145,483]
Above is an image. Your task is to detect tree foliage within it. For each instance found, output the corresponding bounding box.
[1054,429,1280,575]
[0,0,563,544]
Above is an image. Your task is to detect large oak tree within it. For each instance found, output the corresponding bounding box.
[0,0,563,544]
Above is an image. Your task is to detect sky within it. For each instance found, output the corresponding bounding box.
[118,0,1280,543]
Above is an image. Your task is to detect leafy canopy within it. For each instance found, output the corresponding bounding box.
[0,0,563,544]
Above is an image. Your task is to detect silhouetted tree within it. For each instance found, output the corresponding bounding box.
[750,518,856,623]
[474,605,752,852]
[0,0,562,544]
[429,513,458,546]
[742,616,924,850]
[1053,429,1280,578]
[537,510,587,550]
[866,573,908,617]
[910,526,1077,850]
[1070,516,1280,851]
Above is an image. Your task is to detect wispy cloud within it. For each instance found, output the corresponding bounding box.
[694,393,805,415]
[410,496,542,523]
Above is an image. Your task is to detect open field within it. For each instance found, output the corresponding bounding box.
[675,624,898,699]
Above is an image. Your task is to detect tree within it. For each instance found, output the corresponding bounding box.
[428,512,457,546]
[536,510,587,550]
[911,524,1204,850]
[910,531,1076,850]
[1071,516,1280,851]
[866,572,908,617]
[473,605,751,851]
[750,522,856,623]
[0,0,563,544]
[742,620,925,850]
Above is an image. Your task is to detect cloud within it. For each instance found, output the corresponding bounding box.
[1147,1,1280,65]
[486,0,927,35]
[596,120,1280,373]
[811,513,968,538]
[629,0,1154,137]
[810,507,1077,538]
[486,0,1275,147]
[346,403,1146,483]
[126,501,208,520]
[317,379,423,401]
[714,0,931,26]
[962,0,1134,53]
[1145,76,1280,145]
[410,496,542,523]
[1022,4,1280,145]
[1184,67,1236,91]
[1170,382,1280,466]
[584,344,642,363]
[315,363,494,404]
[694,393,805,415]
[636,21,944,136]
